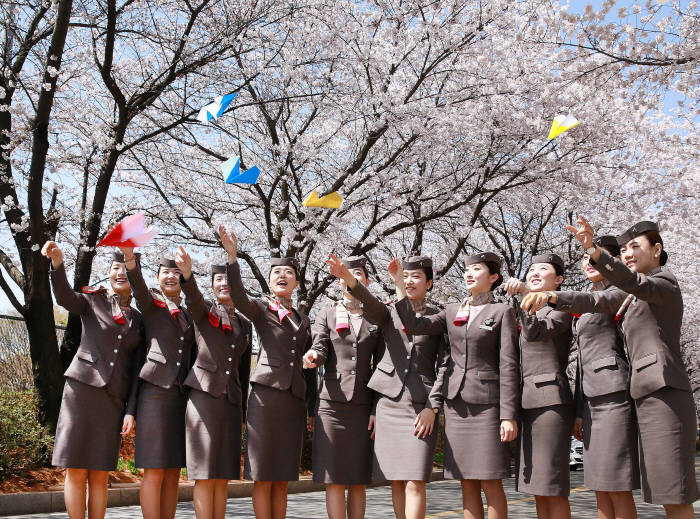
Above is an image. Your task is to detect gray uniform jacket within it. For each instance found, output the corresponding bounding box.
[51,263,145,415]
[572,283,630,417]
[395,298,520,420]
[555,250,691,400]
[181,275,252,411]
[226,261,317,415]
[311,304,382,405]
[127,264,195,390]
[516,305,573,410]
[347,282,450,409]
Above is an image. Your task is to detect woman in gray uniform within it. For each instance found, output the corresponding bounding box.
[504,253,573,519]
[121,248,196,519]
[218,226,317,519]
[302,256,382,519]
[175,248,252,519]
[524,217,699,519]
[43,243,144,519]
[393,252,519,519]
[326,254,449,519]
[571,235,638,519]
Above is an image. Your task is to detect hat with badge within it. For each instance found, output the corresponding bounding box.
[594,235,620,257]
[159,255,177,268]
[342,256,368,276]
[530,253,565,274]
[270,256,300,278]
[465,252,503,288]
[401,256,432,270]
[616,221,666,265]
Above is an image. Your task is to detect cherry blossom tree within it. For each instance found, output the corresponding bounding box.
[1,0,697,426]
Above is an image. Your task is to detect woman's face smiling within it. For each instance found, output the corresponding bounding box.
[403,269,432,301]
[158,266,182,298]
[109,261,131,297]
[526,263,563,292]
[212,273,231,304]
[270,266,298,299]
[620,235,661,274]
[463,262,498,295]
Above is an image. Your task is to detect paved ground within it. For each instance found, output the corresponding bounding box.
[7,464,700,519]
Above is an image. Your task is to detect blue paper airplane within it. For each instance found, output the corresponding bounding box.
[221,156,261,184]
[197,93,238,122]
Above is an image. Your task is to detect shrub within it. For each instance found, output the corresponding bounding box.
[0,391,54,480]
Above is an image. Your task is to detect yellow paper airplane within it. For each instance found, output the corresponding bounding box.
[548,114,581,140]
[302,189,343,209]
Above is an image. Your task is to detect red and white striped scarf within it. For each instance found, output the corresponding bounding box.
[454,292,494,327]
[335,298,362,332]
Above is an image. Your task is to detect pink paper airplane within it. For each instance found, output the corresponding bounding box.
[97,213,158,247]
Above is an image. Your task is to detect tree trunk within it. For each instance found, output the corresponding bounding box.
[25,256,64,433]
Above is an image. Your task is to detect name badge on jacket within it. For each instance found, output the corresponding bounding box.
[479,318,496,331]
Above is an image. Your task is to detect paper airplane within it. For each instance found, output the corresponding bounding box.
[98,213,157,247]
[197,93,238,123]
[221,156,261,184]
[548,114,581,140]
[302,189,343,209]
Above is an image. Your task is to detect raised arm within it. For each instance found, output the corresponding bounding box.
[326,253,390,324]
[122,251,155,312]
[554,286,628,315]
[395,297,447,335]
[219,225,262,322]
[592,250,678,304]
[176,246,208,324]
[499,306,520,420]
[43,241,88,315]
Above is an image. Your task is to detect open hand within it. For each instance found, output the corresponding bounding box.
[368,415,376,440]
[218,225,238,259]
[566,215,595,250]
[325,254,355,287]
[174,246,192,280]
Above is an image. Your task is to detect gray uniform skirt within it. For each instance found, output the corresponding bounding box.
[244,383,305,481]
[373,390,437,482]
[312,398,373,485]
[517,404,574,496]
[52,378,124,470]
[186,388,242,480]
[444,397,511,480]
[582,391,639,491]
[135,382,187,469]
[636,387,699,504]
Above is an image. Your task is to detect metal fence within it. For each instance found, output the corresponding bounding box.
[0,315,65,392]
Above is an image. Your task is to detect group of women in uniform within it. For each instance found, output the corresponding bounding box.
[43,215,697,519]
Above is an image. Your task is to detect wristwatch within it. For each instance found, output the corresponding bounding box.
[546,291,555,303]
[585,245,597,255]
